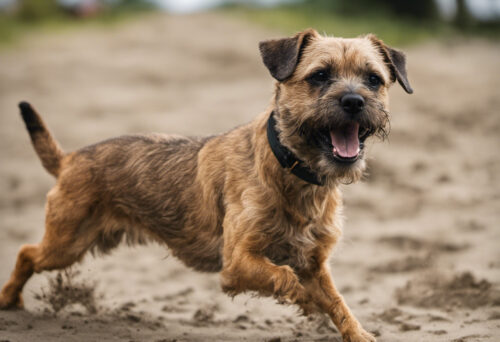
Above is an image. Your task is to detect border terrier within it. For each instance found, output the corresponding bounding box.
[0,29,412,342]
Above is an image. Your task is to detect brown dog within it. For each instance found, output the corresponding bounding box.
[0,29,412,342]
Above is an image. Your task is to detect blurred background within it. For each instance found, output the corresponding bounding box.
[0,1,499,342]
[1,0,500,44]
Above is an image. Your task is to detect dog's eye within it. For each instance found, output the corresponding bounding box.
[307,70,330,84]
[368,74,382,88]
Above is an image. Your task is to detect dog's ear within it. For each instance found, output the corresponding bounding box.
[259,29,319,82]
[367,35,413,94]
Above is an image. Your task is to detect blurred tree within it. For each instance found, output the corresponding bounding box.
[307,0,440,21]
[114,0,155,11]
[18,0,64,21]
[379,0,439,20]
[453,0,474,30]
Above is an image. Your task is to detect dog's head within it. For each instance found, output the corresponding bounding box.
[259,29,412,184]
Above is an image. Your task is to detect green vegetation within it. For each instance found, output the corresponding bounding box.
[1,0,498,49]
[221,0,500,46]
[222,6,441,46]
[0,0,155,48]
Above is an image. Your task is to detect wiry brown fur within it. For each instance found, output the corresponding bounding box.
[0,30,412,342]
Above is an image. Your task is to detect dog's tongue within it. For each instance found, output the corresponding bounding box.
[330,122,360,158]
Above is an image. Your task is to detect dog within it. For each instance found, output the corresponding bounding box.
[0,29,412,342]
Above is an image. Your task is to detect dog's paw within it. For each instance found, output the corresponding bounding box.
[272,265,306,303]
[342,327,376,342]
[0,292,24,310]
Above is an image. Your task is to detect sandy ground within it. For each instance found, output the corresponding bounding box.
[0,12,499,342]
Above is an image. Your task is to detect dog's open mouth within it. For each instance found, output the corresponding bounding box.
[326,122,371,164]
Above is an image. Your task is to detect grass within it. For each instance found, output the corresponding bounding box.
[1,3,498,50]
[220,4,488,46]
[0,7,155,49]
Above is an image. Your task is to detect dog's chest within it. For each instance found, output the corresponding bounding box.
[264,221,337,272]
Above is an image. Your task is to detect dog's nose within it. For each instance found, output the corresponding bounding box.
[340,94,365,114]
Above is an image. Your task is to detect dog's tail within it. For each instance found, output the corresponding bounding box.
[18,102,64,177]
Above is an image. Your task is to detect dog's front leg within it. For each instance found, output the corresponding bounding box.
[220,239,307,305]
[302,264,375,342]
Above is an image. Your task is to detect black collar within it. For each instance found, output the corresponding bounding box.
[267,112,324,186]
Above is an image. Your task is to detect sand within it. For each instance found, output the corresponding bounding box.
[0,12,499,342]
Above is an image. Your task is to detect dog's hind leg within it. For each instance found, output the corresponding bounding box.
[0,243,39,309]
[0,185,96,310]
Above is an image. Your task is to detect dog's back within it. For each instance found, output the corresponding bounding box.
[72,133,226,271]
